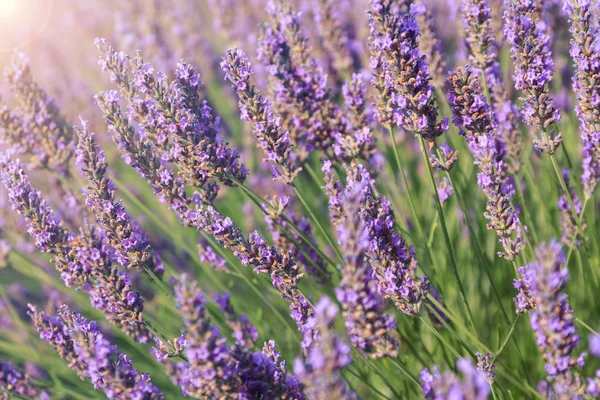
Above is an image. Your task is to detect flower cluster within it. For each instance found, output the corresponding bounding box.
[564,0,600,198]
[29,304,163,399]
[294,297,357,400]
[258,1,347,159]
[420,358,490,399]
[328,168,399,358]
[96,38,247,203]
[369,0,449,141]
[412,2,447,89]
[515,241,587,395]
[324,161,428,316]
[504,0,562,154]
[461,0,496,70]
[2,53,74,174]
[221,48,301,184]
[214,292,259,348]
[0,362,39,399]
[0,158,148,341]
[447,66,524,260]
[75,119,164,277]
[161,276,305,399]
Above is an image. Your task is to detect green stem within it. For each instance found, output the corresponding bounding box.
[418,136,477,334]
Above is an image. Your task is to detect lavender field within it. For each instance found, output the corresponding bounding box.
[0,0,599,398]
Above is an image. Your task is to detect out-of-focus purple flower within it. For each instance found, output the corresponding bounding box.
[564,0,600,198]
[221,48,301,184]
[29,305,163,399]
[504,0,562,154]
[339,73,382,175]
[558,170,587,247]
[75,118,164,278]
[369,0,448,142]
[2,53,74,175]
[516,241,587,395]
[461,0,496,70]
[447,66,524,260]
[214,292,259,348]
[412,1,447,88]
[0,362,38,398]
[437,177,453,205]
[420,358,490,399]
[476,352,496,384]
[258,1,347,159]
[294,297,357,400]
[163,276,305,399]
[324,161,428,316]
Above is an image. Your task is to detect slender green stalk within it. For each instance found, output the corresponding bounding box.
[417,136,477,334]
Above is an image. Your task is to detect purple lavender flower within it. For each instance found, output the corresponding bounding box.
[96,39,247,203]
[437,177,453,205]
[564,0,600,198]
[258,1,347,159]
[447,66,524,260]
[163,276,305,399]
[294,297,357,400]
[0,362,38,398]
[0,158,148,341]
[214,292,259,348]
[324,161,428,316]
[328,168,399,358]
[504,0,562,153]
[75,118,164,278]
[29,305,163,399]
[476,352,496,384]
[412,1,447,89]
[420,358,490,399]
[221,48,301,184]
[96,90,317,351]
[3,53,74,174]
[339,73,382,175]
[516,241,587,395]
[369,1,449,142]
[461,0,496,70]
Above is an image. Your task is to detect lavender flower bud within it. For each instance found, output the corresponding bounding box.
[447,66,524,260]
[330,172,399,358]
[29,305,163,399]
[3,53,75,174]
[369,1,449,141]
[221,48,301,184]
[517,241,587,395]
[0,362,38,398]
[75,119,164,278]
[504,0,562,154]
[324,161,429,316]
[258,1,347,158]
[420,358,490,399]
[461,0,496,70]
[565,0,600,198]
[214,292,259,348]
[476,352,496,384]
[412,1,447,88]
[294,297,358,400]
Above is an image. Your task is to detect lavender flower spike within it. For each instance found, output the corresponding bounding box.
[564,0,600,198]
[221,48,301,184]
[515,241,587,396]
[294,297,358,400]
[75,118,164,277]
[461,0,496,70]
[0,362,39,398]
[504,0,562,154]
[29,305,163,399]
[369,0,449,142]
[447,66,524,260]
[420,358,490,399]
[329,165,399,358]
